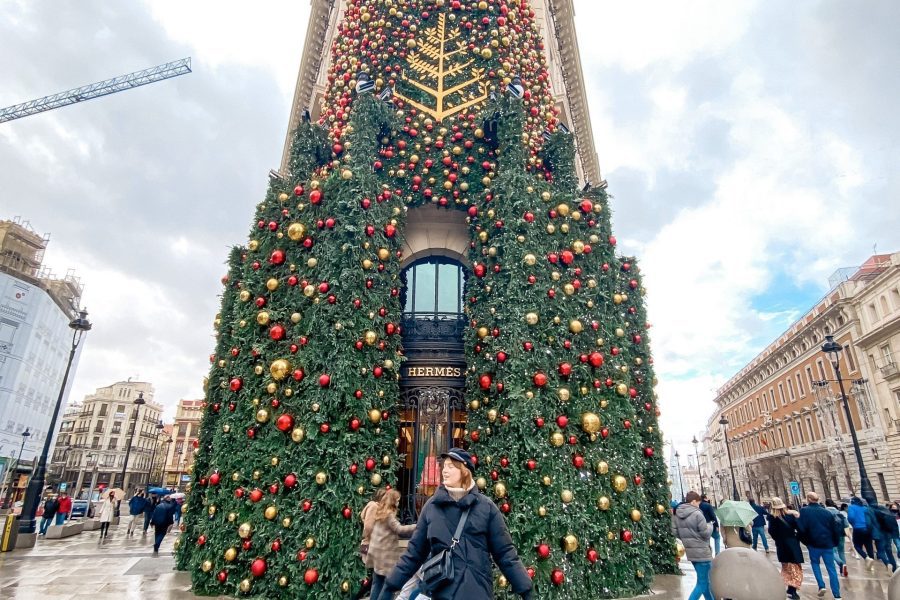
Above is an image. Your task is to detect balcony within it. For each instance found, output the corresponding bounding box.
[880,362,899,381]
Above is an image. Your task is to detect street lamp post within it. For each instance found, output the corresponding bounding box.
[2,428,31,509]
[120,392,147,492]
[674,451,685,501]
[150,421,167,485]
[719,415,739,500]
[692,435,705,496]
[822,335,877,506]
[19,309,91,534]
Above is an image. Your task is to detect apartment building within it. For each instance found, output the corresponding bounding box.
[162,398,203,489]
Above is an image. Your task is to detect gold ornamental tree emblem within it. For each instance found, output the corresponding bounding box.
[395,13,489,122]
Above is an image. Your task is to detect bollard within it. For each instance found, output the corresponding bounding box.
[710,547,783,599]
[1,514,18,551]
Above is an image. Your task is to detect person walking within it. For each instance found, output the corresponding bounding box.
[871,503,898,572]
[381,448,533,600]
[699,494,720,555]
[366,489,417,600]
[39,494,59,536]
[890,502,900,557]
[847,496,876,570]
[142,495,158,535]
[767,497,804,599]
[98,493,116,539]
[798,491,842,599]
[55,490,72,525]
[748,497,770,553]
[127,490,148,536]
[825,498,850,577]
[672,491,714,600]
[355,488,386,600]
[150,496,177,553]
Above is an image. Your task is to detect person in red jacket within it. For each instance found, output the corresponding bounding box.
[56,491,72,525]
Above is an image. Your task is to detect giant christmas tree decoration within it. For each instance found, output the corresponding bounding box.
[177,0,676,597]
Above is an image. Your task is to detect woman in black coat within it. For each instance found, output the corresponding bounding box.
[767,497,804,600]
[383,448,532,600]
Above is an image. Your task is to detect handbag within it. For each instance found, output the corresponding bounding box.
[420,508,470,592]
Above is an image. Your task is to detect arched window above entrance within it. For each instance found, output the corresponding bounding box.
[401,257,465,319]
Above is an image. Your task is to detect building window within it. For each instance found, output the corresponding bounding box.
[401,257,465,318]
[844,345,857,372]
[891,288,900,311]
[779,427,786,447]
[817,360,827,381]
[806,416,817,440]
[787,379,796,401]
[882,344,895,367]
[868,303,879,323]
[770,388,777,410]
[882,296,891,316]
[787,423,795,446]
[796,373,805,397]
[795,418,804,444]
[779,383,787,406]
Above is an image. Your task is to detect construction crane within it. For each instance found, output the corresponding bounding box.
[0,57,192,124]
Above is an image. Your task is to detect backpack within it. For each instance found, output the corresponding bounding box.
[151,502,173,527]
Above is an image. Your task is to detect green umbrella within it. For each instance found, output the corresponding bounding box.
[715,500,758,527]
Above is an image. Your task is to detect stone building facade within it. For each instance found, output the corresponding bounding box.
[162,398,203,490]
[701,253,900,505]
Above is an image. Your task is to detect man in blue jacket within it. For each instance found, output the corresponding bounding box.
[799,492,842,599]
[126,489,148,536]
[748,498,770,553]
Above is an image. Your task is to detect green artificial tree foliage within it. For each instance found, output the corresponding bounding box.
[178,0,677,597]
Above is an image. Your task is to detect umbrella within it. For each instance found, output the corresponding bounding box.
[147,487,172,495]
[101,488,124,501]
[168,492,185,501]
[715,500,757,527]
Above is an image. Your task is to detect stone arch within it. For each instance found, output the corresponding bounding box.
[400,205,471,269]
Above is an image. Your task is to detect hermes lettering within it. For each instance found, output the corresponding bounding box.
[406,366,463,377]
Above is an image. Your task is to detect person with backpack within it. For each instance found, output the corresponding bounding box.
[767,497,803,600]
[39,493,59,536]
[150,496,176,553]
[142,495,158,535]
[872,503,898,572]
[824,498,850,577]
[672,491,714,600]
[798,492,842,599]
[847,496,876,570]
[380,448,533,600]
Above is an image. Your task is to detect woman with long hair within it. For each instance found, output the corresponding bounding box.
[766,497,803,600]
[380,448,532,600]
[367,489,416,600]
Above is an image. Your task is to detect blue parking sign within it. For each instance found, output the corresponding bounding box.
[789,481,800,495]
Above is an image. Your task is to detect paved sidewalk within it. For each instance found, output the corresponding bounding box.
[0,522,892,599]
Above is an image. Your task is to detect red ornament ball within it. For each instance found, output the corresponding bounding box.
[209,472,220,486]
[276,414,294,432]
[217,570,228,583]
[587,548,599,563]
[229,378,242,392]
[537,543,551,559]
[284,473,298,488]
[304,568,319,585]
[197,534,207,546]
[533,373,547,387]
[250,558,267,577]
[479,374,492,390]
[621,530,633,543]
[551,568,565,586]
[318,374,331,387]
[249,488,263,503]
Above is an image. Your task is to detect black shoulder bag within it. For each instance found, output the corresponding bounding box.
[420,508,470,592]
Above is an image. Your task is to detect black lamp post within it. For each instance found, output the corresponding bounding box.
[719,415,739,500]
[692,435,705,496]
[150,421,166,484]
[2,428,31,509]
[19,309,91,534]
[674,450,685,501]
[120,391,147,492]
[822,335,877,506]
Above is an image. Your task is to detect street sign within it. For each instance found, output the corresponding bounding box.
[58,482,67,491]
[180,474,191,482]
[789,481,800,495]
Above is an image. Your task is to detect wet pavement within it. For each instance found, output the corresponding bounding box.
[0,522,891,599]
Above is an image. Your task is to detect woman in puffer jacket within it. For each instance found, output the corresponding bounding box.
[381,448,532,600]
[672,491,714,600]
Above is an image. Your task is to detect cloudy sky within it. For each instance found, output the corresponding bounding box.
[2,1,898,459]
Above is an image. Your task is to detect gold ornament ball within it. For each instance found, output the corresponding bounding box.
[342,581,351,593]
[265,506,278,520]
[656,503,667,515]
[287,222,306,241]
[487,409,498,422]
[224,547,237,562]
[315,472,328,485]
[341,169,353,180]
[616,383,628,396]
[563,534,578,553]
[248,240,259,251]
[291,427,305,443]
[371,473,383,486]
[494,482,507,498]
[613,475,628,493]
[597,496,611,511]
[675,541,686,559]
[238,522,252,538]
[256,311,270,326]
[266,278,279,291]
[382,455,391,466]
[561,489,574,504]
[278,576,288,587]
[222,424,230,433]
[305,537,316,549]
[311,402,320,412]
[207,505,216,516]
[282,517,292,528]
[557,387,571,402]
[270,359,290,381]
[239,289,251,302]
[542,475,553,486]
[498,574,508,588]
[266,382,277,394]
[550,432,565,447]
[201,560,213,573]
[596,461,609,475]
[476,477,487,490]
[581,412,601,433]
[569,319,583,333]
[365,330,378,345]
[369,408,382,423]
[631,509,642,522]
[239,579,251,593]
[607,531,616,541]
[255,408,270,423]
[525,312,539,325]
[377,248,390,261]
[538,505,548,517]
[227,512,237,522]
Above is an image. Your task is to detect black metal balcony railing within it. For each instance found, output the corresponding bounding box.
[400,313,467,343]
